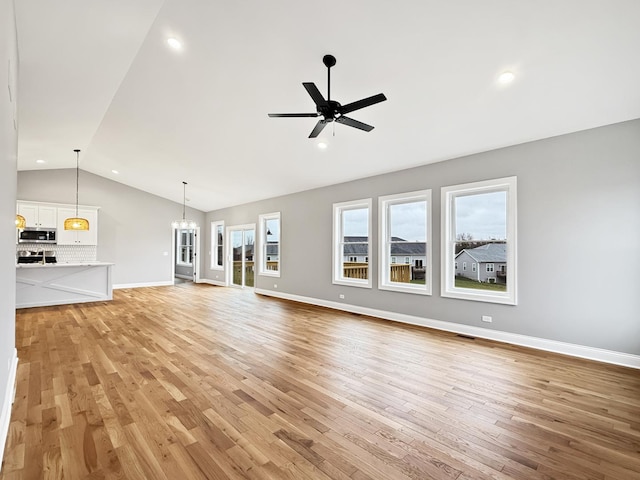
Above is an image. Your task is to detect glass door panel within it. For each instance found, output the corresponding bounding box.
[229,226,255,288]
[231,230,243,286]
[244,229,255,287]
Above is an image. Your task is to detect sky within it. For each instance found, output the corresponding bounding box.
[343,201,427,241]
[341,192,507,242]
[455,191,506,240]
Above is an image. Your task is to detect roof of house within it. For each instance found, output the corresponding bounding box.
[455,243,506,263]
[342,237,426,257]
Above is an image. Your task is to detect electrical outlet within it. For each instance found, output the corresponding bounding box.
[274,284,278,289]
[482,315,492,323]
[339,294,345,299]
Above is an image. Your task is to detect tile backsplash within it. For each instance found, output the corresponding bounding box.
[16,243,97,263]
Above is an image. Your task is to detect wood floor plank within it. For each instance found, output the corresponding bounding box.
[1,283,639,479]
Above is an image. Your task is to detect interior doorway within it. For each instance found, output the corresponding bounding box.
[172,226,200,284]
[227,224,255,288]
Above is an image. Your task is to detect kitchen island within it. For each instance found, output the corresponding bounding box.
[16,262,113,308]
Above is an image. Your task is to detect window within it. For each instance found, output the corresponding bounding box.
[333,198,372,288]
[472,263,477,272]
[441,176,517,305]
[463,262,467,271]
[258,212,280,276]
[211,221,224,270]
[177,229,194,266]
[379,190,431,295]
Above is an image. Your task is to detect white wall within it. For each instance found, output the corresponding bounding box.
[203,119,640,358]
[0,0,19,462]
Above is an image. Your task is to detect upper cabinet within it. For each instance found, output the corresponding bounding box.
[17,202,57,228]
[17,201,100,246]
[56,208,99,245]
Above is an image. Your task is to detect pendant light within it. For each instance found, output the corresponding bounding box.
[171,181,197,229]
[15,214,26,229]
[64,149,90,230]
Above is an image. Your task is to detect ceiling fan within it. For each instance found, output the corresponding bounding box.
[268,54,387,138]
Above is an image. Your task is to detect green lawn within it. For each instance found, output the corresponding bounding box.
[455,276,506,291]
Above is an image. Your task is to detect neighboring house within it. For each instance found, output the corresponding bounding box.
[389,238,426,268]
[342,236,426,281]
[455,243,507,284]
[342,236,369,263]
[265,242,279,262]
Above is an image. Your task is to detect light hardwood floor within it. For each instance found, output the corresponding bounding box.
[1,283,639,479]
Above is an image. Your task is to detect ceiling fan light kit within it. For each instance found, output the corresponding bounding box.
[269,54,387,138]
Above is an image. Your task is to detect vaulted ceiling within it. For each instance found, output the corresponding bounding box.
[15,0,640,211]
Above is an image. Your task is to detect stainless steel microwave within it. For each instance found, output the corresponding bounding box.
[18,227,57,244]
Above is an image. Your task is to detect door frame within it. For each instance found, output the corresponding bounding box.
[171,226,201,284]
[226,223,256,288]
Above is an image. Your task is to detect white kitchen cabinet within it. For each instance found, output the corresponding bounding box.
[56,207,99,245]
[17,202,57,228]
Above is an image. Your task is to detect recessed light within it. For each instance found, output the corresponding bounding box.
[498,71,515,85]
[36,159,46,164]
[111,170,119,174]
[317,141,328,150]
[167,37,182,50]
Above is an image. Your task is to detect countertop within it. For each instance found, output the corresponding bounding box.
[16,262,114,268]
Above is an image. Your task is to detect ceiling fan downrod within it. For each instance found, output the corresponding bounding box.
[323,54,336,102]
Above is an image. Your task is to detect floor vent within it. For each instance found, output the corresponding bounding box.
[457,334,476,340]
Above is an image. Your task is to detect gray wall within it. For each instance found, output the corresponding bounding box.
[17,169,205,286]
[0,0,18,442]
[203,119,640,356]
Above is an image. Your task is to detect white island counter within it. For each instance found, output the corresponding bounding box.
[16,262,113,308]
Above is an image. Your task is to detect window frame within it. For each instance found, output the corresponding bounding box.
[333,198,372,288]
[441,176,517,305]
[378,190,432,295]
[211,220,224,270]
[258,212,280,277]
[176,228,194,266]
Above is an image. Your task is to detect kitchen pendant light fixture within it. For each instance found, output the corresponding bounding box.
[15,214,26,229]
[171,181,197,229]
[64,149,90,231]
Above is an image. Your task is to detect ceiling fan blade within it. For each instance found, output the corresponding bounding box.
[268,113,320,118]
[339,93,387,115]
[335,116,374,132]
[308,119,329,138]
[303,82,328,107]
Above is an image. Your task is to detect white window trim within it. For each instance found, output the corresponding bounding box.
[441,176,517,305]
[378,190,432,295]
[258,212,280,278]
[176,229,194,266]
[333,198,372,288]
[211,220,224,270]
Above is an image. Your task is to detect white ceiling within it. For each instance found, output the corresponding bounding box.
[15,0,640,212]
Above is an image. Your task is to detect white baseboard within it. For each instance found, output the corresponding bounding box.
[113,281,174,289]
[255,288,640,370]
[198,278,227,287]
[0,348,18,468]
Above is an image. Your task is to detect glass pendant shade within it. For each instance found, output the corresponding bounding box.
[64,149,90,231]
[15,214,26,229]
[64,217,90,230]
[172,181,197,229]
